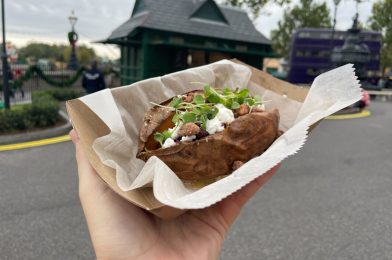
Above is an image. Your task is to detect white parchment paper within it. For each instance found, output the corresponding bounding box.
[79,60,362,209]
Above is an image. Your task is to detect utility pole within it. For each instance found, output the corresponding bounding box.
[1,0,10,109]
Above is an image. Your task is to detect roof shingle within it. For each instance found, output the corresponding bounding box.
[107,0,270,45]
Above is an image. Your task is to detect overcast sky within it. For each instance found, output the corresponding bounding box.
[5,0,376,59]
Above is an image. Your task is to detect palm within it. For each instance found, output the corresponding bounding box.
[71,130,278,260]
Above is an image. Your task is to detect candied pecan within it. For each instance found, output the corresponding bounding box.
[182,92,195,103]
[235,104,250,117]
[251,106,264,113]
[178,122,200,137]
[232,161,244,170]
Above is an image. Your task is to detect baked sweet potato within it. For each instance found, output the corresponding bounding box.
[136,88,280,181]
[137,109,280,181]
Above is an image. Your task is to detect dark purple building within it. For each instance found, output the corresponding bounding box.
[287,28,381,84]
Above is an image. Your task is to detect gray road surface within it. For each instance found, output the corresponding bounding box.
[1,101,391,259]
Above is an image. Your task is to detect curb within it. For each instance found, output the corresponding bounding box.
[326,109,371,120]
[0,110,72,145]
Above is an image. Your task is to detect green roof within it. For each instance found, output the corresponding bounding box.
[106,0,270,45]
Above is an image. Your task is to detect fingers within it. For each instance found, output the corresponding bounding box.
[215,164,281,228]
[69,129,107,199]
[70,129,90,171]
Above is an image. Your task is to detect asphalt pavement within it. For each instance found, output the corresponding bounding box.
[1,100,392,259]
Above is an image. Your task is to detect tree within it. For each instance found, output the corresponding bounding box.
[270,0,332,58]
[369,0,392,74]
[18,43,66,62]
[224,0,290,18]
[18,43,97,66]
[63,45,97,65]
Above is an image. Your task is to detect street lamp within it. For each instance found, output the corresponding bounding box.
[332,0,341,31]
[68,10,77,31]
[67,10,79,70]
[1,0,10,109]
[330,0,341,45]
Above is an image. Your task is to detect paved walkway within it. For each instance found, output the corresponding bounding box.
[1,101,392,259]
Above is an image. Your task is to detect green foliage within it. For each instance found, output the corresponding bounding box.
[224,0,290,18]
[270,0,332,58]
[63,45,97,65]
[17,43,97,65]
[0,88,83,133]
[0,91,60,133]
[18,43,66,63]
[153,130,173,146]
[1,65,119,91]
[34,87,84,101]
[369,0,392,74]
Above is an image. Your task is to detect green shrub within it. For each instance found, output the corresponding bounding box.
[0,91,60,133]
[0,87,83,133]
[0,109,27,132]
[29,93,60,127]
[33,87,84,101]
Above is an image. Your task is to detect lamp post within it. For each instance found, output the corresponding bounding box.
[67,10,79,70]
[330,0,341,48]
[1,0,10,109]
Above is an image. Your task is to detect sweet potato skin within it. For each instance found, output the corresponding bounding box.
[137,109,280,181]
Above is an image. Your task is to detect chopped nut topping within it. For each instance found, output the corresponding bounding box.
[235,104,250,117]
[182,92,195,103]
[178,122,200,137]
[232,161,244,170]
[251,106,264,113]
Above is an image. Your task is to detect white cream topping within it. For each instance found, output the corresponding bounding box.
[206,116,225,135]
[162,138,176,148]
[180,135,196,142]
[206,104,235,134]
[215,104,235,124]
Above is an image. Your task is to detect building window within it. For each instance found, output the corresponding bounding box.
[205,41,217,48]
[306,68,319,76]
[296,50,304,57]
[208,52,231,63]
[235,45,247,52]
[319,32,331,39]
[169,37,184,44]
[298,32,310,38]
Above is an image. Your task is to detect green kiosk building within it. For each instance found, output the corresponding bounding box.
[103,0,274,85]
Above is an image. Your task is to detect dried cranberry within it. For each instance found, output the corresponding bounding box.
[196,129,209,139]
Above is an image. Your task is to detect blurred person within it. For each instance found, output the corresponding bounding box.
[13,68,25,98]
[82,61,106,94]
[356,90,370,110]
[5,64,15,98]
[69,129,280,260]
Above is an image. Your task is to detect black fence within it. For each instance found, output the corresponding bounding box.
[0,64,119,106]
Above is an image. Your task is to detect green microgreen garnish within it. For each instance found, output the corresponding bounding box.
[153,85,263,146]
[153,130,173,146]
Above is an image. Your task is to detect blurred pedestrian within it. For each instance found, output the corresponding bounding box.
[13,68,25,98]
[6,64,15,98]
[82,61,106,94]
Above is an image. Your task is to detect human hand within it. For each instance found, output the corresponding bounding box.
[70,129,280,260]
